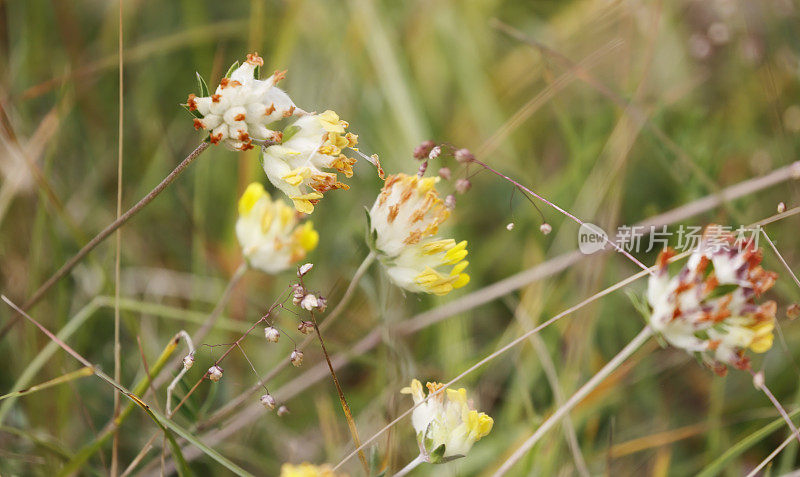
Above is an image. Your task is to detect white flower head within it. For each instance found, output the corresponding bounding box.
[401,379,493,463]
[260,393,277,410]
[368,173,469,296]
[300,294,319,311]
[187,53,305,151]
[647,225,778,374]
[262,110,358,214]
[236,182,319,274]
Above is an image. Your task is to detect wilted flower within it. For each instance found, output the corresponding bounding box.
[260,393,277,410]
[236,182,319,274]
[262,110,358,214]
[368,173,469,295]
[647,226,778,373]
[186,53,305,151]
[279,463,341,477]
[402,379,493,462]
[298,263,314,277]
[264,326,280,343]
[182,354,194,370]
[208,365,223,382]
[290,349,304,367]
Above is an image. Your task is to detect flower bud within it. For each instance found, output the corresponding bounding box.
[540,223,552,235]
[752,370,765,389]
[454,148,474,164]
[298,263,314,277]
[298,321,315,334]
[182,354,194,370]
[260,393,277,410]
[413,140,435,160]
[208,365,223,382]
[455,178,471,194]
[417,161,428,177]
[444,194,456,210]
[264,326,280,343]
[290,349,304,367]
[277,405,290,416]
[506,222,515,231]
[300,294,319,311]
[428,146,441,160]
[438,167,451,180]
[778,202,786,213]
[292,284,305,305]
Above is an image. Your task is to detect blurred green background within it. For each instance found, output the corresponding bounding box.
[2,0,800,475]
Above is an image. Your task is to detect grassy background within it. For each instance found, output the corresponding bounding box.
[1,0,800,475]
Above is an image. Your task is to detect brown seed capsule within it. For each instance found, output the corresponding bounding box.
[788,303,800,319]
[455,179,471,194]
[182,354,195,370]
[298,321,315,334]
[208,365,223,382]
[778,202,787,213]
[413,140,435,160]
[260,393,277,410]
[290,349,304,367]
[298,263,314,277]
[454,148,475,164]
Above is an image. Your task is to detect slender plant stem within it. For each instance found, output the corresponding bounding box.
[111,1,125,473]
[194,252,375,430]
[492,326,654,477]
[760,228,800,290]
[750,369,800,445]
[392,454,424,477]
[0,141,210,331]
[472,158,652,274]
[311,311,370,475]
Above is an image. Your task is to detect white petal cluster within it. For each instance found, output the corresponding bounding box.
[368,173,469,295]
[402,379,493,462]
[262,111,358,214]
[236,182,319,274]
[647,226,777,373]
[187,53,305,151]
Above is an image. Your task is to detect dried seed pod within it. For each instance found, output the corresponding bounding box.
[182,354,195,370]
[264,326,280,343]
[208,365,223,382]
[290,349,304,367]
[260,393,277,410]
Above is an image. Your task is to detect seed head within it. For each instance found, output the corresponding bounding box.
[208,365,223,382]
[438,167,451,180]
[506,222,515,231]
[778,202,786,213]
[264,326,280,343]
[454,148,475,164]
[182,354,194,370]
[260,393,277,410]
[277,405,290,416]
[413,140,435,160]
[300,294,319,311]
[298,263,314,277]
[540,223,552,235]
[428,146,442,160]
[298,321,315,334]
[455,179,471,194]
[290,349,304,367]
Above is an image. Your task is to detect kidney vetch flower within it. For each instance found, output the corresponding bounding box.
[186,53,305,151]
[368,173,469,295]
[262,110,359,214]
[647,225,778,374]
[236,182,319,274]
[402,379,493,463]
[280,462,343,477]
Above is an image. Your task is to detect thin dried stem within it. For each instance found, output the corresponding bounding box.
[760,228,800,290]
[111,2,125,473]
[750,369,800,445]
[166,331,195,418]
[492,326,654,476]
[0,141,210,338]
[311,311,370,475]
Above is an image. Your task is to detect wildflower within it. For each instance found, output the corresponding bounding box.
[647,226,778,373]
[182,354,194,370]
[208,365,223,382]
[401,379,493,462]
[265,326,280,343]
[262,110,359,214]
[368,173,469,295]
[279,463,341,477]
[260,393,277,410]
[236,182,319,274]
[290,349,304,367]
[186,53,304,151]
